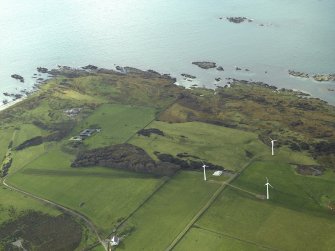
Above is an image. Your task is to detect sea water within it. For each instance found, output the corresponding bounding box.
[0,0,334,104]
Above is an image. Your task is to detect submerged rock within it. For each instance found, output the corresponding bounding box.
[37,67,48,73]
[288,70,309,78]
[313,74,335,82]
[192,61,217,69]
[181,73,196,79]
[11,74,24,83]
[225,16,253,23]
[82,64,98,70]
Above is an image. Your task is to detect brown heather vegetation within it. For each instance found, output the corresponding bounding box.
[1,68,334,169]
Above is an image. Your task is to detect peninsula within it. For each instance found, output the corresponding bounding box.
[1,65,335,251]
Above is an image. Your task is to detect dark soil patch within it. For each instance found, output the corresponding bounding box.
[0,211,82,251]
[295,165,325,176]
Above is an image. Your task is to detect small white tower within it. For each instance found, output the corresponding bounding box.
[202,163,207,181]
[270,138,277,156]
[265,177,273,200]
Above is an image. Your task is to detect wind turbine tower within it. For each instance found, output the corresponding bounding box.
[202,163,207,181]
[270,138,277,156]
[265,177,273,200]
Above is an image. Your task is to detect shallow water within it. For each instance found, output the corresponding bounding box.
[0,0,334,104]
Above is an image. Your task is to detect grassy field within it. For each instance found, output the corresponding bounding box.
[8,144,163,235]
[120,171,220,250]
[1,69,334,250]
[0,184,59,223]
[179,151,335,251]
[192,188,335,251]
[9,163,163,234]
[73,103,156,148]
[231,151,335,214]
[130,121,268,171]
[0,127,14,160]
[174,227,267,251]
[7,104,162,235]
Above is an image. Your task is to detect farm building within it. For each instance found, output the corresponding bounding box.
[80,129,99,137]
[213,170,223,176]
[110,236,120,246]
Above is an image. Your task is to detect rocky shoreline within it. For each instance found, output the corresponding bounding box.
[288,69,335,82]
[2,63,334,114]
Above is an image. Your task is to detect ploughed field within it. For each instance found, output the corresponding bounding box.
[0,66,335,250]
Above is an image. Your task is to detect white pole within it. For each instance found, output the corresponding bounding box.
[203,165,207,181]
[271,141,274,156]
[266,184,269,199]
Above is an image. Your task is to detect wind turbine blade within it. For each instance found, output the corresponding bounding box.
[269,184,273,188]
[269,137,273,141]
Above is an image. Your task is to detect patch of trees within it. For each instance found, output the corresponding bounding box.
[0,211,82,251]
[71,144,179,176]
[154,152,229,172]
[15,124,75,151]
[137,128,164,137]
[15,136,43,150]
[1,158,12,177]
[313,141,335,155]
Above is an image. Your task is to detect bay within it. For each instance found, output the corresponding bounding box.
[0,0,334,104]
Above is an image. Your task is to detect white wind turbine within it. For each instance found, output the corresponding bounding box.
[201,161,207,181]
[265,177,273,200]
[270,138,277,156]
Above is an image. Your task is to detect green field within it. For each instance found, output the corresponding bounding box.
[7,104,162,234]
[191,188,335,251]
[0,128,14,159]
[73,104,156,148]
[9,163,163,234]
[174,227,266,251]
[1,69,335,250]
[0,184,59,223]
[130,121,268,171]
[121,171,220,250]
[179,153,335,251]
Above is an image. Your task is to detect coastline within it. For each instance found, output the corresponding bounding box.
[0,96,27,112]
